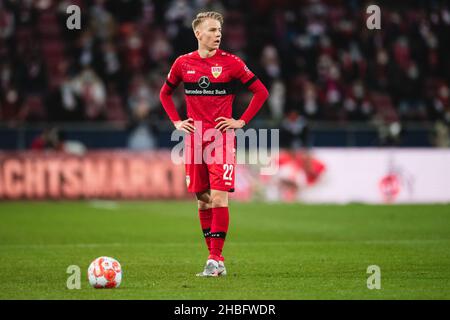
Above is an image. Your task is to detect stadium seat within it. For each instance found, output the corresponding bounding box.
[20,95,47,122]
[106,94,128,122]
[371,93,399,122]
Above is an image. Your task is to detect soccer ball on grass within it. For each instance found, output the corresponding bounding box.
[88,256,122,288]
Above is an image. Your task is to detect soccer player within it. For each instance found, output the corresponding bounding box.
[160,11,269,276]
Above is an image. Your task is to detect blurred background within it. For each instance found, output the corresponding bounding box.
[0,0,449,203]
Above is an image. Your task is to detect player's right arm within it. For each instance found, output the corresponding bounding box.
[159,57,196,133]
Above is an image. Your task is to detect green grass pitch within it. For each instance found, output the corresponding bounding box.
[0,201,449,299]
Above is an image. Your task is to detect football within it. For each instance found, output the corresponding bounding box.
[88,256,122,289]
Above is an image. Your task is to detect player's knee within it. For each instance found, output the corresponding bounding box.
[211,194,228,208]
[197,200,211,210]
[196,191,211,204]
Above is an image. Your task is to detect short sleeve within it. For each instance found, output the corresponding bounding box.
[232,57,257,87]
[166,57,183,88]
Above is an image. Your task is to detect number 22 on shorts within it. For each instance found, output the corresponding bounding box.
[223,164,234,181]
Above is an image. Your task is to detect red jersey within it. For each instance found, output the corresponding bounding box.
[164,49,258,129]
[160,49,269,193]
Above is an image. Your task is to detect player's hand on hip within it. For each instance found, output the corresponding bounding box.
[174,118,196,133]
[215,117,245,132]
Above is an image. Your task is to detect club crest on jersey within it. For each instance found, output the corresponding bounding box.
[211,66,222,78]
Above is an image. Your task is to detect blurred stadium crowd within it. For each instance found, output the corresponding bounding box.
[0,0,450,148]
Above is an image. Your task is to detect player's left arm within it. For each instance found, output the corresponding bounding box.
[215,58,269,131]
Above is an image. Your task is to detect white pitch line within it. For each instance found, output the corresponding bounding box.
[88,201,119,210]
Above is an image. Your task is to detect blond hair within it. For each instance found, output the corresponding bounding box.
[192,11,224,31]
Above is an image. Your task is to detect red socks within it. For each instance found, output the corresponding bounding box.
[208,207,229,261]
[198,208,212,252]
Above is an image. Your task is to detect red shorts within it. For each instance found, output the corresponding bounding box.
[184,130,236,193]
